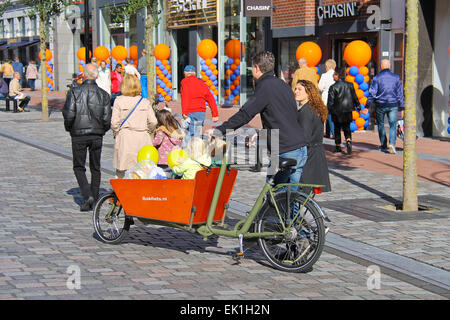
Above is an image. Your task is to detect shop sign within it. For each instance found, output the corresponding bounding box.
[317,2,360,20]
[168,0,218,29]
[244,0,272,17]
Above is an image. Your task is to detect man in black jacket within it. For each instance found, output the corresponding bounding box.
[63,63,111,211]
[209,51,308,186]
[327,68,360,154]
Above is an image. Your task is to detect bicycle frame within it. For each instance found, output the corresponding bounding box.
[196,156,326,240]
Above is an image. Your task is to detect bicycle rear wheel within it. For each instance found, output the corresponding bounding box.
[93,192,130,244]
[255,191,325,272]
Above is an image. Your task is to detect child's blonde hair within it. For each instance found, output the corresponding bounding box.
[187,138,206,161]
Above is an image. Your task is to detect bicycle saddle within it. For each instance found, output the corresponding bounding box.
[279,158,297,170]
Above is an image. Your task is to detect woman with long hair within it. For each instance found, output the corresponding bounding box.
[294,79,331,192]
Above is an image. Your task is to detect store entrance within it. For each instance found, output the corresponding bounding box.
[175,28,189,92]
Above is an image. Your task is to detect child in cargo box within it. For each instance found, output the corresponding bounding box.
[171,137,211,179]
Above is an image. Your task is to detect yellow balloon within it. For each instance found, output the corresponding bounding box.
[167,149,189,168]
[137,145,159,164]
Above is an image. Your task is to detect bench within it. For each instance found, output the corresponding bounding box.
[0,95,18,112]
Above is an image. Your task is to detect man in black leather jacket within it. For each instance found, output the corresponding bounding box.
[63,63,111,211]
[327,68,360,154]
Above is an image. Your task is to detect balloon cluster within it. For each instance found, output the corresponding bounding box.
[343,40,372,132]
[224,40,243,105]
[197,39,219,103]
[39,49,53,91]
[155,44,173,102]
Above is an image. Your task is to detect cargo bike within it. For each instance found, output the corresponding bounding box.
[93,153,330,273]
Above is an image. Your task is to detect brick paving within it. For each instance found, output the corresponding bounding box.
[0,102,449,300]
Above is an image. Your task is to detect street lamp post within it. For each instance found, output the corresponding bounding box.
[84,0,91,63]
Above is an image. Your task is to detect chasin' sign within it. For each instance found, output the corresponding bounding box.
[244,0,272,17]
[317,2,360,19]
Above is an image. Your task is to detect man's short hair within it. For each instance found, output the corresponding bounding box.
[336,67,346,80]
[84,63,99,79]
[251,51,275,74]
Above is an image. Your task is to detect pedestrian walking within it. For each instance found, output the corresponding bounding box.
[180,65,219,137]
[291,58,318,92]
[9,72,31,112]
[62,63,112,211]
[111,74,157,179]
[318,59,336,139]
[110,64,123,106]
[0,74,8,98]
[294,79,331,192]
[138,49,148,98]
[12,57,24,86]
[25,60,39,91]
[96,60,111,95]
[367,59,404,154]
[152,109,185,168]
[124,58,140,79]
[0,60,14,86]
[327,68,360,154]
[208,51,308,187]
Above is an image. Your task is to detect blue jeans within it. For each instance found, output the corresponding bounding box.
[268,146,308,191]
[325,114,335,137]
[0,93,6,99]
[376,104,398,148]
[188,112,206,137]
[140,75,148,98]
[28,79,36,90]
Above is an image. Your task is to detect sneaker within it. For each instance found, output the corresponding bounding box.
[333,146,342,153]
[346,140,352,155]
[388,144,396,154]
[379,146,388,153]
[80,196,95,212]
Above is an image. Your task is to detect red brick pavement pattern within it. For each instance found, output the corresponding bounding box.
[27,90,450,187]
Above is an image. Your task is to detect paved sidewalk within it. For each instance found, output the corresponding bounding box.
[0,104,449,300]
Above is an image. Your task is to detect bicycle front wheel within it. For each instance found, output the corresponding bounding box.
[255,191,325,272]
[93,192,130,244]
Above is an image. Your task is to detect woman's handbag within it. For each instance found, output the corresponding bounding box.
[120,97,144,128]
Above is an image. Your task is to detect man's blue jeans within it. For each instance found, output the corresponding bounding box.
[188,112,205,137]
[268,146,308,191]
[375,104,398,148]
[140,75,148,98]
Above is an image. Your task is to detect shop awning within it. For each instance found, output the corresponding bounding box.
[0,39,40,49]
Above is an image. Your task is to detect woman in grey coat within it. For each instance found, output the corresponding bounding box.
[294,79,331,193]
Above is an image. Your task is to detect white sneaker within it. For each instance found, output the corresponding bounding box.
[388,144,396,154]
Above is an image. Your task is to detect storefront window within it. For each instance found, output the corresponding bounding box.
[278,39,303,87]
[100,7,137,50]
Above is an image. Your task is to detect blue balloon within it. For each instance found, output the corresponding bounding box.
[200,59,205,65]
[364,120,369,127]
[350,122,358,132]
[361,112,370,120]
[349,66,359,76]
[213,80,218,86]
[206,70,212,76]
[364,90,369,97]
[232,89,239,96]
[159,64,165,70]
[156,79,162,85]
[156,60,161,66]
[359,82,369,91]
[316,66,319,73]
[360,103,365,110]
[355,74,364,84]
[167,74,172,80]
[234,68,240,75]
[210,74,217,81]
[448,127,450,134]
[211,58,217,64]
[201,65,208,72]
[235,85,240,91]
[448,117,450,125]
[229,94,235,101]
[159,96,164,102]
[230,74,236,81]
[227,58,234,65]
[163,69,169,75]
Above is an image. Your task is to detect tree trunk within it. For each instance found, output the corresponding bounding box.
[146,9,155,108]
[39,17,49,122]
[402,0,419,211]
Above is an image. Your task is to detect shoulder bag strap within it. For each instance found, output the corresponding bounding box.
[120,96,144,128]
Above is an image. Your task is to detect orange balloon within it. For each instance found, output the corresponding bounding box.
[352,111,360,120]
[346,67,350,75]
[226,69,233,76]
[154,44,171,60]
[346,75,355,83]
[359,66,369,76]
[364,75,370,83]
[162,60,169,66]
[213,69,218,76]
[202,75,208,82]
[230,85,235,90]
[129,45,138,61]
[234,59,240,65]
[165,95,171,102]
[161,90,167,96]
[355,117,365,128]
[296,42,322,67]
[225,40,244,59]
[197,39,217,60]
[353,82,359,91]
[167,82,172,88]
[213,90,219,95]
[206,80,212,86]
[316,73,320,81]
[359,96,368,105]
[209,64,216,71]
[94,46,110,61]
[230,64,237,71]
[233,80,240,86]
[344,40,372,67]
[77,47,91,61]
[205,59,211,65]
[234,95,240,101]
[225,89,231,96]
[39,49,53,62]
[356,89,364,99]
[112,46,128,61]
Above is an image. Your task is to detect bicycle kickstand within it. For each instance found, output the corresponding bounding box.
[232,234,245,261]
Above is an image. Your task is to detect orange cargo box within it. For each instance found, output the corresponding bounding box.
[110,168,238,225]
